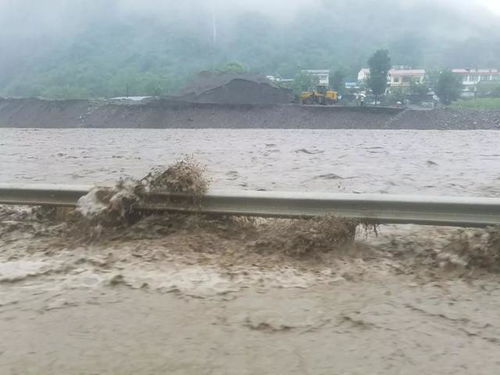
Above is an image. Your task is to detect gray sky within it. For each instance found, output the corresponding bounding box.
[0,0,498,37]
[479,0,500,14]
[1,0,499,18]
[116,0,500,17]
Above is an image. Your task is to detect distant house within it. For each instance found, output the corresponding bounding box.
[452,69,500,86]
[452,69,500,97]
[302,70,330,87]
[357,67,500,98]
[357,68,370,82]
[388,69,425,88]
[357,67,425,89]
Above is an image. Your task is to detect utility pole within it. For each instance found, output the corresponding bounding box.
[211,1,217,46]
[210,1,217,71]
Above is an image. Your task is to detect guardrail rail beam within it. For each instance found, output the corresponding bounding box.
[1,184,500,228]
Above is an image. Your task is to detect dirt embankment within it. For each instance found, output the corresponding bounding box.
[1,97,500,129]
[388,107,500,129]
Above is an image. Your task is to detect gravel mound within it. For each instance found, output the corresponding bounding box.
[1,97,499,129]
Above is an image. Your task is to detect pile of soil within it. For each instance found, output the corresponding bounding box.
[174,71,293,105]
[177,71,273,97]
[177,78,294,105]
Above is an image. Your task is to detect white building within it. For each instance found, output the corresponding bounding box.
[358,68,425,88]
[357,68,370,82]
[302,70,330,87]
[357,67,500,98]
[451,69,500,97]
[452,69,500,86]
[388,69,425,87]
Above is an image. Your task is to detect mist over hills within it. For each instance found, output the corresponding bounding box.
[1,0,499,99]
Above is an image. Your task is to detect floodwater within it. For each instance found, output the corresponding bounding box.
[2,128,500,374]
[1,128,500,197]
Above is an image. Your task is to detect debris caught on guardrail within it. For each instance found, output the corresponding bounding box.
[141,156,209,198]
[251,216,358,257]
[3,201,500,276]
[76,156,210,227]
[67,156,369,257]
[439,227,500,272]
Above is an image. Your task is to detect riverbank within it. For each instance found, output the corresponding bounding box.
[1,97,500,129]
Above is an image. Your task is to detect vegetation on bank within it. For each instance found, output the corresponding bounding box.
[435,71,463,105]
[367,50,391,101]
[451,98,500,109]
[1,0,500,100]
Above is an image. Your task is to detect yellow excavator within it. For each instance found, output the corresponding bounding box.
[300,86,338,105]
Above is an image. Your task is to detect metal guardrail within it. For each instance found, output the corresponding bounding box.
[1,183,500,227]
[0,184,91,207]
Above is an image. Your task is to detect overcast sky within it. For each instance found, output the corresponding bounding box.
[0,0,499,37]
[117,0,500,17]
[479,0,500,14]
[1,0,499,17]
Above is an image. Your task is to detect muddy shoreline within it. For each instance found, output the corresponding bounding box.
[1,97,500,129]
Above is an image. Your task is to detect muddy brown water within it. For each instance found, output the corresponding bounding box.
[2,277,500,375]
[1,128,500,374]
[1,128,500,197]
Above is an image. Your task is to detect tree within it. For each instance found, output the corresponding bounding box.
[477,81,500,98]
[332,70,346,95]
[4,1,500,100]
[389,87,406,104]
[425,70,441,90]
[409,79,430,104]
[435,71,462,105]
[367,49,391,101]
[292,72,319,94]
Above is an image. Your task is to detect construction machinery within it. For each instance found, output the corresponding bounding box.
[300,86,338,105]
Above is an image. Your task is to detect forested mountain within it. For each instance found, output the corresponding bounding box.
[1,0,499,99]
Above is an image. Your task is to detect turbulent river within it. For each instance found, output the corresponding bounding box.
[2,128,500,374]
[1,128,500,197]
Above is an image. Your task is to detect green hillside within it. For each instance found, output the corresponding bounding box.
[1,0,499,99]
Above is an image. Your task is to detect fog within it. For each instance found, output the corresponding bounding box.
[0,0,496,37]
[0,0,499,98]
